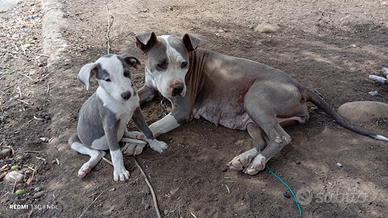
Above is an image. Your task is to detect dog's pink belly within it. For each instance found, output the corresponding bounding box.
[193,104,253,130]
[193,104,307,131]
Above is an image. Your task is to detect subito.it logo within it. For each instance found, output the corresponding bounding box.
[296,187,313,205]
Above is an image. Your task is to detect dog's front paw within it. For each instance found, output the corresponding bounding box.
[113,166,130,182]
[244,154,266,175]
[124,131,145,140]
[121,139,147,155]
[149,140,168,153]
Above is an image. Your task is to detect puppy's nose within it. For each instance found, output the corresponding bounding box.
[121,91,132,100]
[171,83,184,97]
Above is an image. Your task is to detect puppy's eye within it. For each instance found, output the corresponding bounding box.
[181,62,188,69]
[157,63,168,70]
[124,71,130,77]
[105,78,111,82]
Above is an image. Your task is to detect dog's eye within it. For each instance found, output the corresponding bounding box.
[124,71,130,77]
[157,63,168,70]
[181,62,188,69]
[105,78,111,82]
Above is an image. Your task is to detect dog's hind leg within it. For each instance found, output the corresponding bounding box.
[228,123,267,170]
[69,133,106,178]
[240,83,304,175]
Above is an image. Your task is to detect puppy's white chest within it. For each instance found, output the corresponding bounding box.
[97,87,140,139]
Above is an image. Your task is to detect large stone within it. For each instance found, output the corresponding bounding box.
[337,101,388,123]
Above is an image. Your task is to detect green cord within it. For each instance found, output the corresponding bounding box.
[266,163,302,217]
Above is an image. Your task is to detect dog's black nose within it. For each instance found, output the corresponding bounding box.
[121,91,132,100]
[171,84,184,97]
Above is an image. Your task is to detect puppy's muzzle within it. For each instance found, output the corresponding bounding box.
[171,83,184,97]
[121,91,132,100]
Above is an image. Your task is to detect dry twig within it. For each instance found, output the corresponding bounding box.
[134,158,162,218]
[79,190,106,218]
[104,0,114,54]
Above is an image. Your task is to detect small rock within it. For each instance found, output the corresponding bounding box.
[164,210,169,215]
[0,148,12,158]
[295,160,301,165]
[33,190,46,198]
[145,204,150,210]
[51,160,56,164]
[213,208,217,214]
[34,187,42,192]
[240,194,244,200]
[254,23,279,33]
[4,171,24,183]
[283,191,291,198]
[337,163,343,167]
[382,1,388,6]
[38,63,44,67]
[221,167,228,172]
[368,91,378,96]
[44,115,51,120]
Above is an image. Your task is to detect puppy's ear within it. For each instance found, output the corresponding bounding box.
[119,54,142,69]
[77,63,98,90]
[182,34,201,52]
[136,32,158,53]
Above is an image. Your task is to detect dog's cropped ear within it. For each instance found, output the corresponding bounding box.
[182,34,201,52]
[77,63,98,90]
[136,32,158,53]
[119,53,142,69]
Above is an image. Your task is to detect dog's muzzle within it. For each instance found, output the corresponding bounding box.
[171,83,184,97]
[121,91,132,100]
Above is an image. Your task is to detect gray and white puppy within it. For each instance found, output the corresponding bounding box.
[68,54,168,181]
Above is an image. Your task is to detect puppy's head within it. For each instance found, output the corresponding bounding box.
[136,32,201,99]
[78,54,141,102]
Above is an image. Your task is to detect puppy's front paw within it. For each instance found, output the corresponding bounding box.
[149,140,168,153]
[113,166,130,182]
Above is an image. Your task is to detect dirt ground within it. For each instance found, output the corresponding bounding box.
[1,0,388,217]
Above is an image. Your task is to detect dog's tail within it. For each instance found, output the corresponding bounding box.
[68,133,81,145]
[305,88,388,141]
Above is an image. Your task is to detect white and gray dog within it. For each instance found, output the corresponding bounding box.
[69,54,167,181]
[132,32,388,175]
